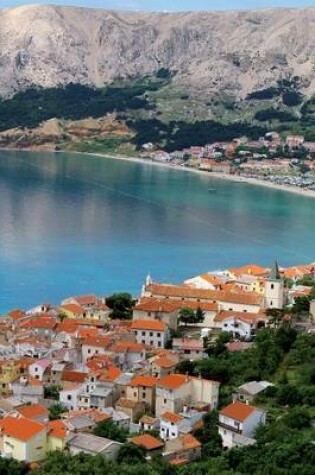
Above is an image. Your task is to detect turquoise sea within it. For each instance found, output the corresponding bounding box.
[0,150,315,313]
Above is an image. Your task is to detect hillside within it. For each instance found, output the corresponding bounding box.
[1,4,315,101]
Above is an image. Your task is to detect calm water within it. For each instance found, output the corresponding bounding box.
[0,150,315,313]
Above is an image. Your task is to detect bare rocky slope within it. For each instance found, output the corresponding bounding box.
[1,4,315,99]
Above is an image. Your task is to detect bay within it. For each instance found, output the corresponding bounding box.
[0,150,314,313]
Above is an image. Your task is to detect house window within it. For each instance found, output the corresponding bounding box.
[88,349,91,354]
[271,284,274,290]
[158,342,161,347]
[142,340,145,344]
[150,332,153,337]
[171,432,176,437]
[164,399,167,404]
[134,392,137,397]
[35,367,38,372]
[142,392,146,398]
[150,341,154,346]
[142,331,146,336]
[67,395,72,400]
[148,312,151,317]
[157,333,161,337]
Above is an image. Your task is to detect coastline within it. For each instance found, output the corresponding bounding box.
[2,147,315,200]
[75,151,315,200]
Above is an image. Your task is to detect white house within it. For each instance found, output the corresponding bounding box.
[156,374,220,417]
[130,320,170,348]
[59,383,85,411]
[28,359,52,381]
[159,409,204,441]
[81,336,112,363]
[214,311,268,339]
[218,400,266,448]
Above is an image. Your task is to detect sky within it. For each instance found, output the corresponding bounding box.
[1,0,315,11]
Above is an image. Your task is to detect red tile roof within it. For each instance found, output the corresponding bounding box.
[7,309,25,320]
[228,265,268,276]
[130,375,158,387]
[214,311,267,323]
[47,420,67,439]
[131,320,166,331]
[131,434,164,451]
[160,411,184,423]
[146,284,262,306]
[111,341,145,353]
[18,404,48,420]
[60,304,84,315]
[0,416,45,442]
[180,433,201,449]
[220,401,256,422]
[98,366,122,382]
[31,316,57,330]
[135,299,180,313]
[57,320,80,333]
[154,356,177,369]
[82,336,112,348]
[158,374,188,390]
[62,371,88,383]
[74,295,97,306]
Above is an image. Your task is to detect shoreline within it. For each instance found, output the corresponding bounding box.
[72,151,315,200]
[2,147,315,199]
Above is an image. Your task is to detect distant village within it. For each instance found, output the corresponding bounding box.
[0,260,314,466]
[143,133,315,191]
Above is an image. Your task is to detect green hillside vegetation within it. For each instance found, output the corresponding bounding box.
[3,75,315,151]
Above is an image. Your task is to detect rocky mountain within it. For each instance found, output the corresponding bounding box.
[1,4,315,100]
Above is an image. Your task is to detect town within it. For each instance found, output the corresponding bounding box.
[0,260,314,471]
[144,133,315,191]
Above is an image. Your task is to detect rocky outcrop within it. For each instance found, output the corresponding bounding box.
[1,5,315,99]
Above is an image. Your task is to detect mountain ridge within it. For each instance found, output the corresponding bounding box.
[1,4,315,100]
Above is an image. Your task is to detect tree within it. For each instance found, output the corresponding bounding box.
[266,308,285,328]
[194,411,222,457]
[118,443,146,464]
[291,296,311,315]
[178,307,196,326]
[283,407,311,429]
[44,385,62,400]
[0,458,26,475]
[93,419,129,442]
[49,403,68,420]
[106,293,134,319]
[195,306,205,324]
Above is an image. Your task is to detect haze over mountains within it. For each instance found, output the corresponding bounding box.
[1,4,315,99]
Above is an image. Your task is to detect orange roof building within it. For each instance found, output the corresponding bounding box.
[220,401,256,422]
[158,374,188,390]
[18,404,49,421]
[130,320,166,331]
[131,434,164,451]
[130,375,158,387]
[0,416,45,442]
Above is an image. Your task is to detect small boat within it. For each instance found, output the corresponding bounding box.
[208,188,216,192]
